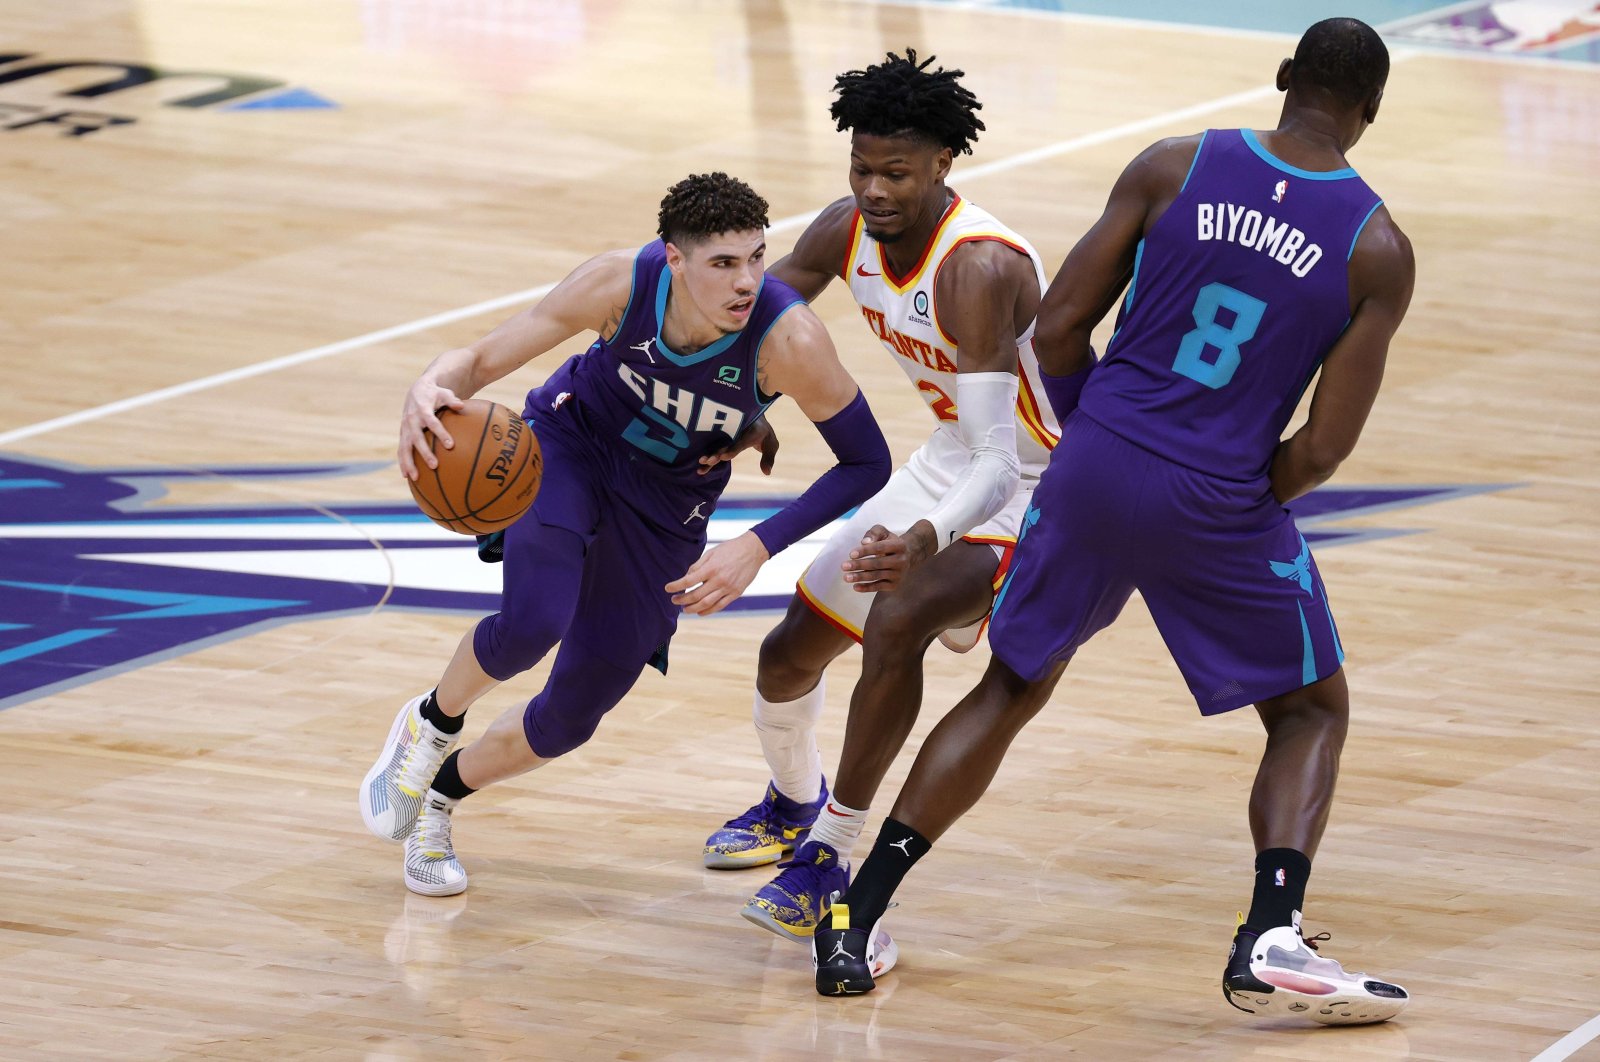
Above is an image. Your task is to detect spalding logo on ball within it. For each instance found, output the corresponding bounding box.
[409,399,542,534]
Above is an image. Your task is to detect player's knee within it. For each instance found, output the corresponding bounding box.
[861,591,941,655]
[1261,677,1349,742]
[474,611,564,680]
[521,697,602,760]
[757,619,827,701]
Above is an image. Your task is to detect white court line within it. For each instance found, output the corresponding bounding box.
[0,34,1441,449]
[0,80,1286,449]
[1532,1012,1600,1062]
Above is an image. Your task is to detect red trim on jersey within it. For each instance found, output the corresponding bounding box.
[1016,368,1061,449]
[931,233,1033,348]
[878,193,963,293]
[795,580,864,644]
[840,210,864,280]
[983,538,1018,593]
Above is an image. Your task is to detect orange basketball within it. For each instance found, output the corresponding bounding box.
[408,399,541,535]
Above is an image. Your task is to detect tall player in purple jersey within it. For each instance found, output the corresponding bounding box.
[811,20,1418,1025]
[359,173,891,898]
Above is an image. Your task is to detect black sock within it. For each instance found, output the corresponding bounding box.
[1245,847,1311,932]
[837,818,933,930]
[430,751,476,800]
[419,688,464,735]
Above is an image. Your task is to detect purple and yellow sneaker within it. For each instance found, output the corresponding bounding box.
[704,779,828,870]
[741,838,847,940]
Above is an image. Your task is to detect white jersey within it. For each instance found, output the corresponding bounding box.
[843,192,1059,476]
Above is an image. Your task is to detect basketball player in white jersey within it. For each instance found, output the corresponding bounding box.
[701,51,1070,951]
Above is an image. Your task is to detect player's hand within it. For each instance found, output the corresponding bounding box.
[666,531,771,615]
[842,522,936,592]
[399,379,466,480]
[697,417,780,476]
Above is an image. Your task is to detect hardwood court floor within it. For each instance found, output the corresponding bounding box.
[2,1,1598,1059]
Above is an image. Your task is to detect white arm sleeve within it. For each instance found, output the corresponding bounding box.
[923,371,1022,550]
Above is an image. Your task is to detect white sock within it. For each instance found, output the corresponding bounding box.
[806,798,869,865]
[753,680,825,804]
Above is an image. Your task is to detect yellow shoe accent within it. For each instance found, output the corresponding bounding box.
[831,902,850,932]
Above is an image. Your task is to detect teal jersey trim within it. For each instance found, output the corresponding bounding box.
[1123,239,1147,314]
[1179,130,1208,194]
[751,297,802,406]
[1240,129,1358,181]
[1349,200,1383,260]
[651,267,758,366]
[615,246,642,333]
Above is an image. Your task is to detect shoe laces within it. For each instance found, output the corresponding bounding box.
[416,800,456,858]
[722,793,778,833]
[397,724,448,795]
[775,841,840,880]
[1303,931,1331,952]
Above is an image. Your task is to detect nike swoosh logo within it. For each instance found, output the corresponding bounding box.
[855,264,880,278]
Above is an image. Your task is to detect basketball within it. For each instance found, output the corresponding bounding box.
[408,399,542,535]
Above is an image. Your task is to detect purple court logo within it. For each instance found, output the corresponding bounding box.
[0,453,1510,710]
[1386,3,1600,60]
[0,52,336,138]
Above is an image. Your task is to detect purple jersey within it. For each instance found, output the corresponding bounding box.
[526,240,804,489]
[1080,128,1383,481]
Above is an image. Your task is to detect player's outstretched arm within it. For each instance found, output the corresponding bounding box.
[1032,136,1199,420]
[666,306,890,616]
[767,197,857,302]
[1268,208,1415,503]
[397,249,634,479]
[844,241,1034,590]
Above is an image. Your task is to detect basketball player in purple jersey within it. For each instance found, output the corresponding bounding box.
[697,54,1056,959]
[359,173,891,897]
[813,20,1418,1024]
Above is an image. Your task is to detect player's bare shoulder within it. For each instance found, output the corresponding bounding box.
[569,247,641,340]
[1348,205,1416,314]
[936,235,1040,310]
[797,197,859,271]
[753,300,831,397]
[809,196,862,264]
[1128,133,1207,211]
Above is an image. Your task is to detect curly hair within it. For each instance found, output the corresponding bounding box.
[830,49,985,155]
[656,172,769,247]
[1290,18,1389,107]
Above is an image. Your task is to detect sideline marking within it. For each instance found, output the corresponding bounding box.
[1531,1012,1600,1062]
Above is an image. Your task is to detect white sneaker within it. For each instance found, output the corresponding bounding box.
[404,791,468,896]
[360,694,458,843]
[1224,923,1409,1025]
[868,923,898,979]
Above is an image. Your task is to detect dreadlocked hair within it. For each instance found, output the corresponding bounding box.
[657,172,769,247]
[830,48,985,155]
